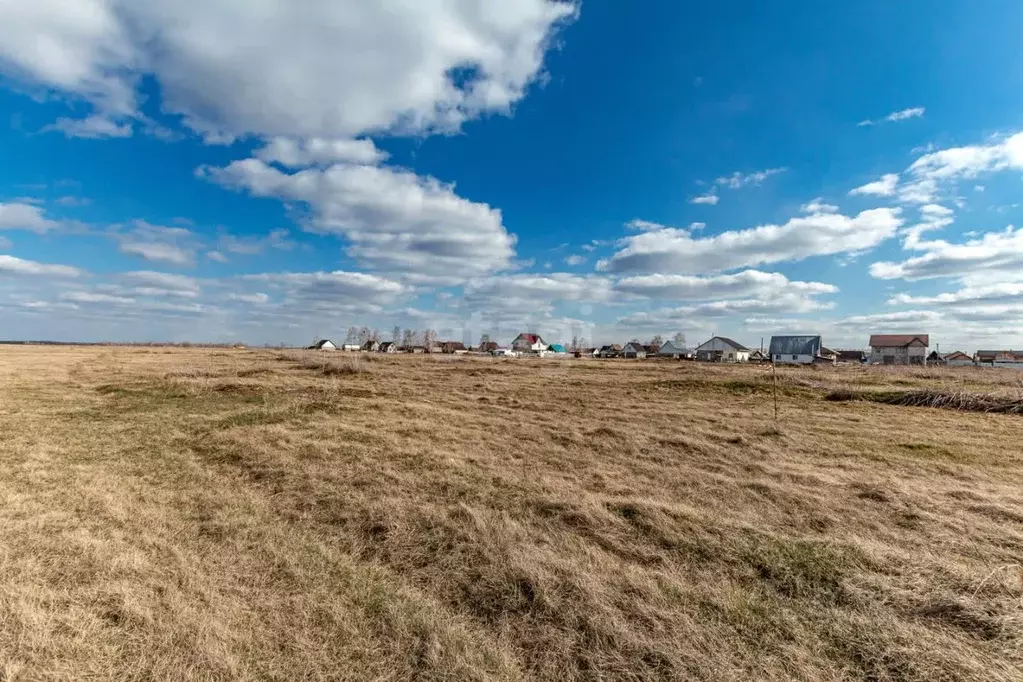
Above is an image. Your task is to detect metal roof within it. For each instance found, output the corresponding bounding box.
[769,335,822,356]
[869,334,929,348]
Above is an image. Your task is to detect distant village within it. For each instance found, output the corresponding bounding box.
[310,328,1023,368]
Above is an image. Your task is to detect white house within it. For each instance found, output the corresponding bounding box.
[658,341,691,358]
[769,335,823,365]
[869,334,929,365]
[622,342,648,359]
[309,339,337,351]
[695,337,750,363]
[511,333,546,353]
[341,343,361,352]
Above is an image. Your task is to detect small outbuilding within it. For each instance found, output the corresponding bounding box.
[309,339,337,351]
[657,340,692,359]
[623,342,648,359]
[548,344,567,354]
[942,351,974,367]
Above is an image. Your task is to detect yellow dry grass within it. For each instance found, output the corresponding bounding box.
[1,346,1022,681]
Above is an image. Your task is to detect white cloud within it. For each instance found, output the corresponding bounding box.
[61,291,135,304]
[47,115,132,138]
[617,294,834,330]
[119,242,193,266]
[0,0,576,140]
[218,228,293,255]
[116,220,198,266]
[228,292,270,304]
[460,273,611,318]
[119,271,201,298]
[257,138,387,167]
[0,202,61,233]
[870,225,1023,281]
[858,107,925,127]
[833,310,942,329]
[974,185,986,192]
[800,199,838,214]
[206,250,228,263]
[564,254,585,266]
[715,167,786,189]
[900,132,1023,204]
[243,270,407,312]
[690,191,719,206]
[885,107,925,122]
[889,281,1023,308]
[598,208,903,275]
[614,270,837,301]
[0,236,10,249]
[203,158,516,283]
[0,255,83,277]
[849,173,899,197]
[689,222,706,231]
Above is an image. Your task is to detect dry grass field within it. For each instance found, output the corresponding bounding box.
[1,346,1022,681]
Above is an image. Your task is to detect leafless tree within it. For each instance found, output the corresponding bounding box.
[345,327,358,344]
[401,329,414,350]
[570,335,579,351]
[650,334,663,347]
[422,329,437,350]
[391,325,401,343]
[673,332,687,346]
[479,333,491,349]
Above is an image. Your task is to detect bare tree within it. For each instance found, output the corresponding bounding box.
[423,329,437,350]
[479,332,491,349]
[401,328,414,350]
[371,328,380,342]
[577,337,588,350]
[391,325,401,343]
[357,327,371,345]
[570,335,579,351]
[650,334,663,347]
[345,326,358,344]
[673,332,687,346]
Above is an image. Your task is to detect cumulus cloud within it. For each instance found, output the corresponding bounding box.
[899,131,1023,204]
[598,208,903,275]
[257,138,387,167]
[0,202,61,233]
[800,199,838,214]
[243,270,408,312]
[116,220,198,266]
[47,115,132,139]
[564,254,585,266]
[118,271,201,298]
[203,158,516,283]
[849,174,899,197]
[0,0,577,140]
[617,294,834,330]
[870,225,1023,281]
[61,291,135,304]
[218,228,294,256]
[614,270,837,301]
[0,255,83,277]
[689,191,719,206]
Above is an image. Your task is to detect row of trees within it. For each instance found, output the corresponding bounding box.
[340,328,687,350]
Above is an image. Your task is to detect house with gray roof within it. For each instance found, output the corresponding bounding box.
[769,335,825,365]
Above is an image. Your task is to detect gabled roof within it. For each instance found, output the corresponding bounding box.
[441,341,466,351]
[379,341,395,349]
[600,344,623,352]
[698,336,749,352]
[311,339,335,349]
[976,349,1023,360]
[548,344,567,353]
[943,351,973,361]
[514,333,543,344]
[869,334,929,348]
[623,342,647,351]
[361,340,379,350]
[769,335,822,356]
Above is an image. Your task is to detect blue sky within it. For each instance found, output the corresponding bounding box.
[2,1,1023,350]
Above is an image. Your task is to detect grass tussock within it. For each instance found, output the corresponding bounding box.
[826,387,1023,414]
[0,345,1022,680]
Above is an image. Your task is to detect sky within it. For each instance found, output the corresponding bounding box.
[2,1,1023,351]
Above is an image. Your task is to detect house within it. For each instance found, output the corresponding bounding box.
[308,339,337,351]
[836,350,866,364]
[493,348,516,357]
[943,351,974,367]
[599,344,623,358]
[821,347,838,362]
[869,334,929,365]
[378,341,397,353]
[975,350,1023,368]
[341,343,361,352]
[645,344,660,356]
[548,344,567,354]
[511,333,546,353]
[623,342,648,359]
[748,349,768,363]
[657,340,692,359]
[695,337,749,363]
[410,346,426,354]
[440,341,467,354]
[769,335,824,365]
[575,347,599,358]
[362,340,380,352]
[478,341,499,354]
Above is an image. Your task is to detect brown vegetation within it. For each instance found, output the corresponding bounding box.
[1,346,1022,680]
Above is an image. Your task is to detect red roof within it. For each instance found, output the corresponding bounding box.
[869,334,929,348]
[516,333,541,344]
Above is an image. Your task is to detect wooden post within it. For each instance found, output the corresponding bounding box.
[772,360,779,423]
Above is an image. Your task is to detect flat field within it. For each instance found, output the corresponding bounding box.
[1,346,1022,681]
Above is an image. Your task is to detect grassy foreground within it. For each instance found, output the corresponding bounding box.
[0,346,1021,681]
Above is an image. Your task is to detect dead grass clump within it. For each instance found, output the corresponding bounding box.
[825,387,1023,414]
